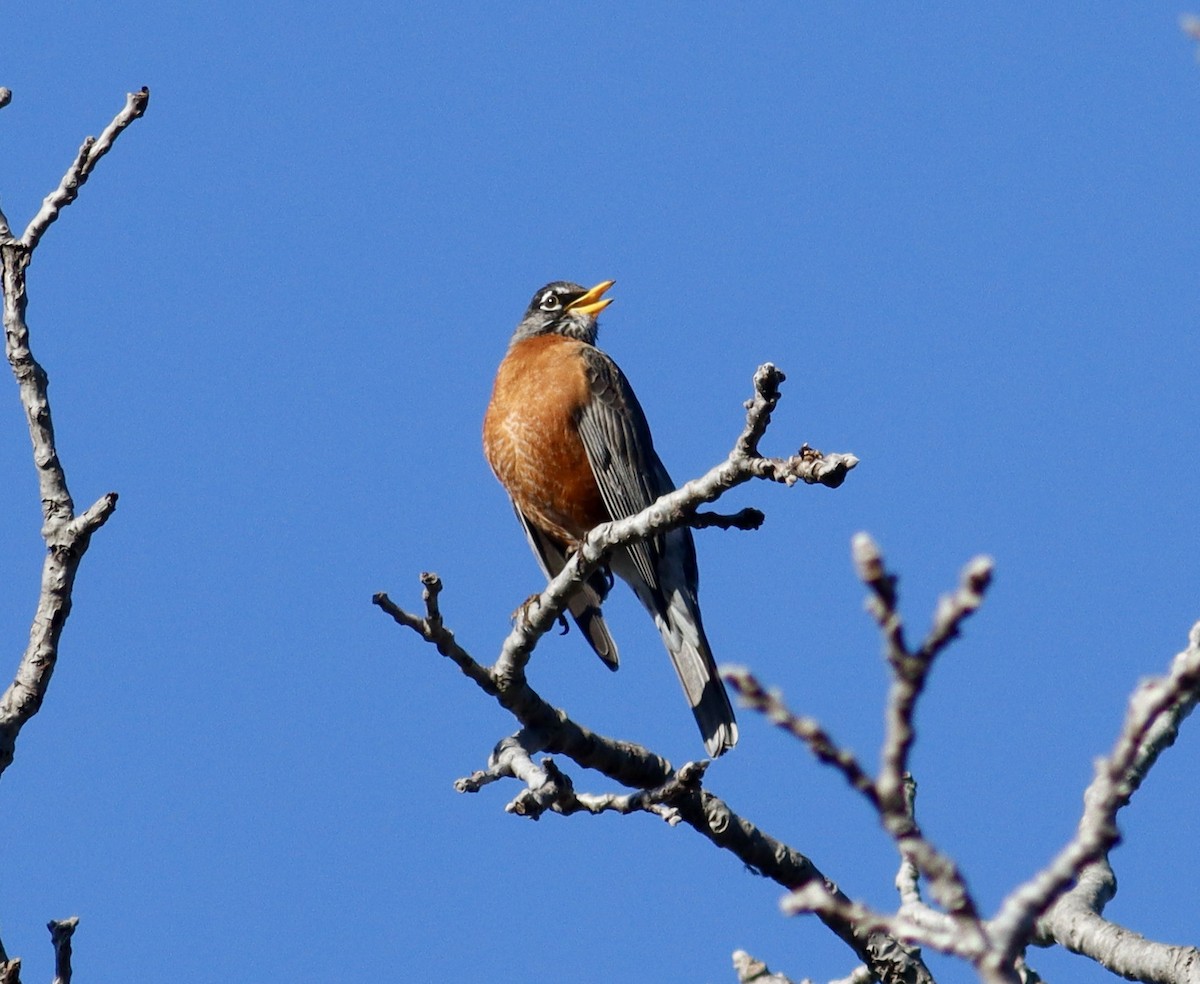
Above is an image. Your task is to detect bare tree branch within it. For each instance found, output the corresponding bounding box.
[775,542,1200,983]
[488,738,697,824]
[850,536,991,924]
[1039,864,1200,984]
[692,507,766,531]
[389,574,923,978]
[732,948,812,984]
[721,667,879,808]
[988,623,1200,979]
[21,88,149,251]
[0,88,148,778]
[377,371,941,984]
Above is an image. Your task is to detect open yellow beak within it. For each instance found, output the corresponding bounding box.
[565,279,615,317]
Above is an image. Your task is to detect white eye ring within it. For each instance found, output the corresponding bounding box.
[540,292,561,311]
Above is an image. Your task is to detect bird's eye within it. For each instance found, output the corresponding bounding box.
[539,292,561,312]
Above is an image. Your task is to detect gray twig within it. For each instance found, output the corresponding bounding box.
[722,666,879,808]
[22,88,149,250]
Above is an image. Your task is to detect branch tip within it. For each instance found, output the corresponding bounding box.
[963,555,994,593]
[851,532,883,581]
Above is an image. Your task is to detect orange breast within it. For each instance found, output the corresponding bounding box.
[483,334,610,545]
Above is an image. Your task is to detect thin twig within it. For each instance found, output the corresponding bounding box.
[722,666,879,808]
[22,88,149,250]
[852,537,990,929]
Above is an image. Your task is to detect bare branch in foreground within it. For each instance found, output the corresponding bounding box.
[482,735,700,824]
[852,536,991,922]
[691,507,766,531]
[732,949,797,984]
[386,570,924,980]
[1,88,148,780]
[779,546,1200,983]
[987,622,1200,980]
[732,948,875,984]
[721,667,879,808]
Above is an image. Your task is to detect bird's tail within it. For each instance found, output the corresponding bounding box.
[654,589,738,757]
[568,570,619,671]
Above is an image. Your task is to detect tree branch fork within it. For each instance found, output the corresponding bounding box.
[0,84,148,980]
[374,361,858,796]
[1,86,148,774]
[379,358,1200,983]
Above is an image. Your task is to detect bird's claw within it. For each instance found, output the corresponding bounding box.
[512,593,541,627]
[510,595,568,635]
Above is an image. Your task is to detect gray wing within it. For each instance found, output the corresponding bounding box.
[574,347,676,594]
[576,348,737,756]
[513,505,619,670]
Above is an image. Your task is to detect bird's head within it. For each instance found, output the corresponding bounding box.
[512,280,615,344]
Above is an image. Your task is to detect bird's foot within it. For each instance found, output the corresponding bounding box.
[511,594,571,635]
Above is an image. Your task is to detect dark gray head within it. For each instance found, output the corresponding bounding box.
[511,280,615,344]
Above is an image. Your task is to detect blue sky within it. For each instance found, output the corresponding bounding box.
[1,4,1197,982]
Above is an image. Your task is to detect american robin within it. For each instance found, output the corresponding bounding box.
[482,280,738,757]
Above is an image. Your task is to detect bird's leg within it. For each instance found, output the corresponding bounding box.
[600,565,614,593]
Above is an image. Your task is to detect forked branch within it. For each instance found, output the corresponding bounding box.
[373,365,925,980]
[0,87,149,778]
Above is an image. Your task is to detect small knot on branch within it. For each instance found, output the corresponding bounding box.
[798,446,858,488]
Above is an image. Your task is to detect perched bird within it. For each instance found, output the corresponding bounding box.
[482,280,738,757]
